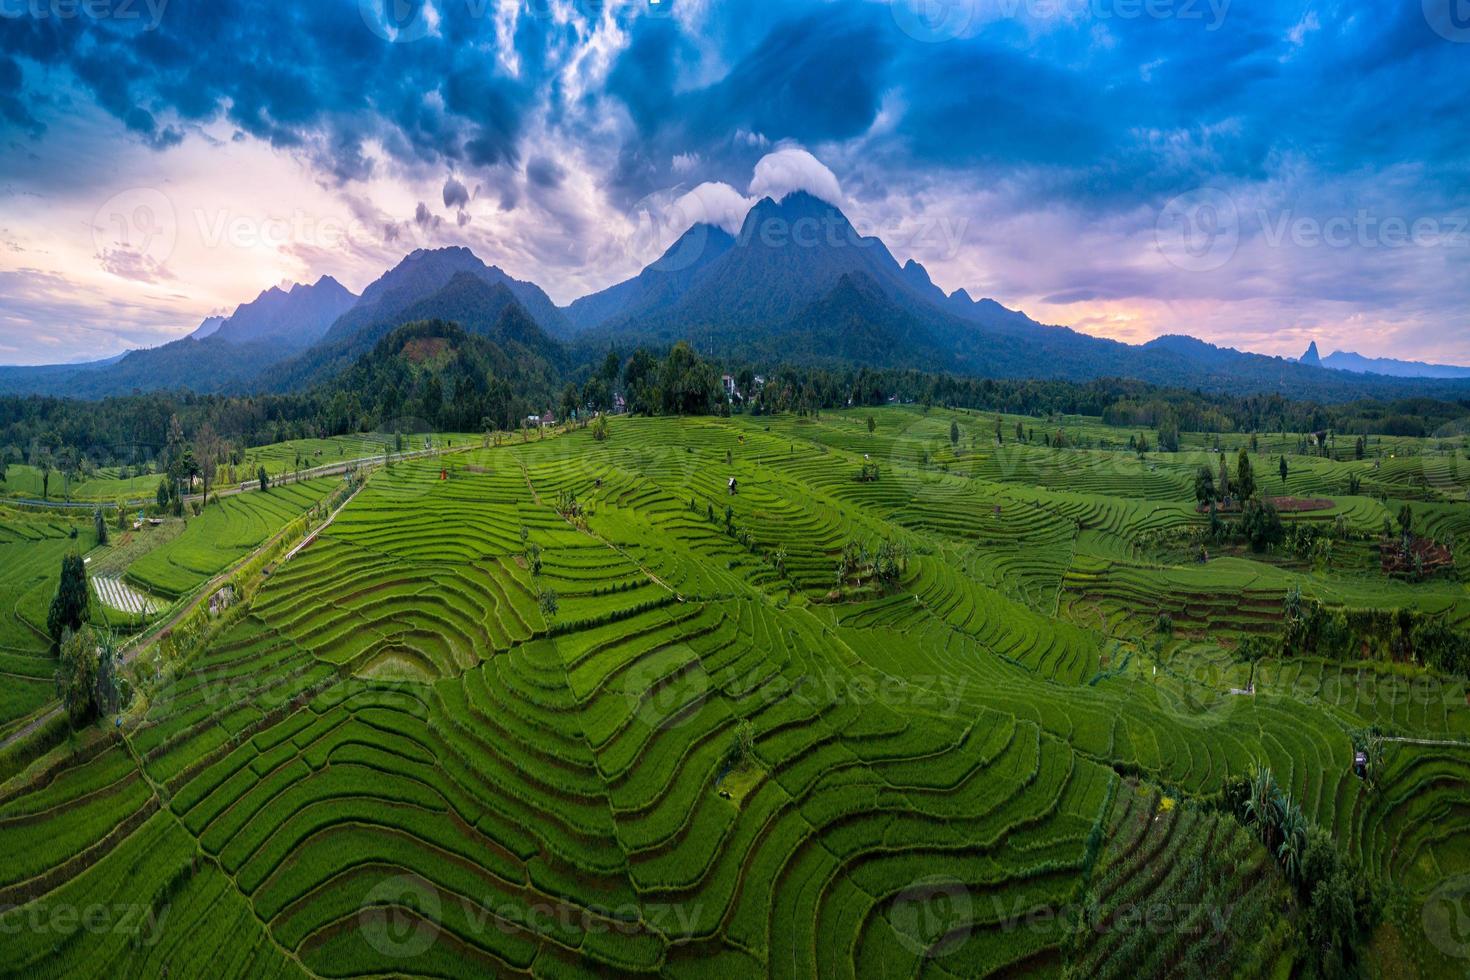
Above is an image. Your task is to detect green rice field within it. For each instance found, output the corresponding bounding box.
[1,408,1467,977]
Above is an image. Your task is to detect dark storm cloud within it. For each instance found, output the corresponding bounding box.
[526,156,566,190]
[2,1,1468,363]
[0,0,531,180]
[442,175,470,210]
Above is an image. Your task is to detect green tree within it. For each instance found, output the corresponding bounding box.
[1240,497,1284,553]
[538,588,559,622]
[866,415,876,435]
[195,423,221,504]
[592,414,609,442]
[47,551,89,648]
[1279,455,1288,488]
[1157,416,1179,452]
[1235,447,1256,500]
[949,420,959,446]
[1397,503,1413,544]
[1194,466,1217,507]
[601,349,622,386]
[55,626,100,728]
[659,342,719,415]
[94,507,109,547]
[1243,767,1283,850]
[1276,801,1308,884]
[560,382,581,425]
[94,629,121,718]
[582,377,610,414]
[38,447,53,500]
[258,466,269,492]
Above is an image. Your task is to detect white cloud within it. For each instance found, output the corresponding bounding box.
[671,182,755,237]
[748,148,844,208]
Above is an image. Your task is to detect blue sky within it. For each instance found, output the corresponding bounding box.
[1,0,1467,365]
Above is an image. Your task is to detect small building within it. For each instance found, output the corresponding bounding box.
[721,374,737,398]
[728,477,738,495]
[1353,751,1369,777]
[613,393,627,414]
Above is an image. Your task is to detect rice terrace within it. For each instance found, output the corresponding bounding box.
[5,1,1470,977]
[2,405,1469,978]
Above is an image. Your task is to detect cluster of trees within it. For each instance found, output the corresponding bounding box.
[330,320,540,432]
[5,338,1465,477]
[1191,450,1287,553]
[1221,767,1377,979]
[835,539,911,590]
[46,551,122,727]
[1277,586,1470,675]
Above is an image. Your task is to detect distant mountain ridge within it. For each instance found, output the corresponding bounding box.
[565,192,1470,401]
[188,315,227,340]
[266,249,570,392]
[211,276,357,347]
[3,208,1470,402]
[566,223,736,331]
[1296,342,1470,379]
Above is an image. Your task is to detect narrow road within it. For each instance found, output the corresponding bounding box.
[1,445,451,511]
[0,466,384,754]
[0,441,490,755]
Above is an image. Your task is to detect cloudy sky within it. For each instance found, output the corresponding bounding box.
[1,0,1467,366]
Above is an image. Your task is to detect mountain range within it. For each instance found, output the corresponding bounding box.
[1298,342,1470,379]
[3,193,1468,402]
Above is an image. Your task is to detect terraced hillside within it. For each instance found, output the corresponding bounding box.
[0,511,96,736]
[1,408,1468,977]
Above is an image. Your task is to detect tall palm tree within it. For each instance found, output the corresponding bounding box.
[1276,802,1308,883]
[1244,766,1282,849]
